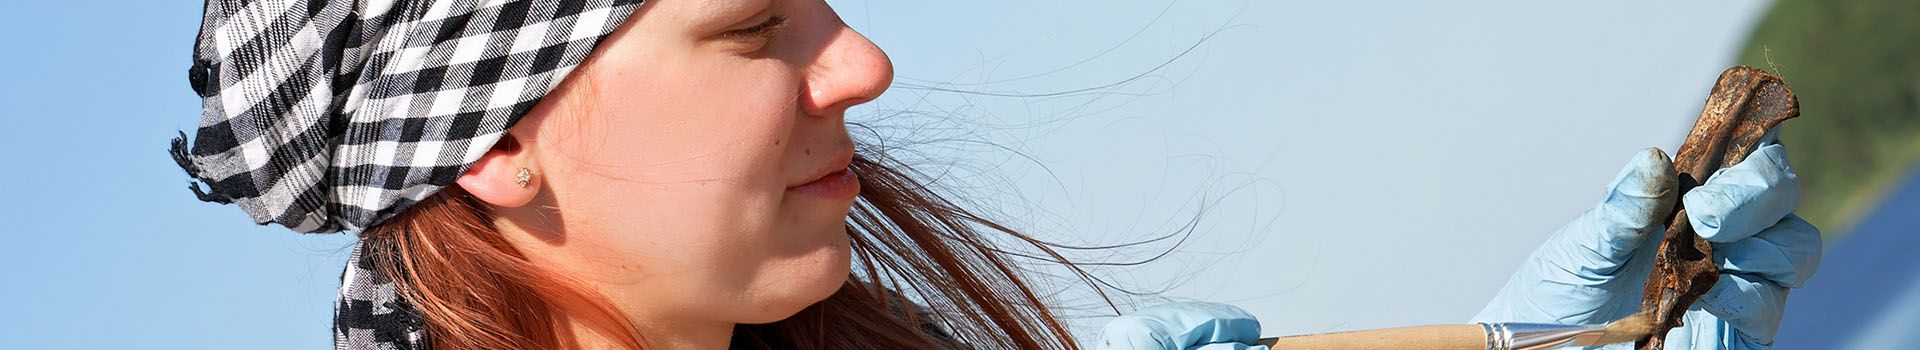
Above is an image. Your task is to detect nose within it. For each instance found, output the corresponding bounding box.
[800,21,893,117]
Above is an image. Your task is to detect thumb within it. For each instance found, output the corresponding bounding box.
[1522,148,1678,282]
[1577,148,1679,262]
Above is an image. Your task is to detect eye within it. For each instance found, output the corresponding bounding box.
[721,15,788,42]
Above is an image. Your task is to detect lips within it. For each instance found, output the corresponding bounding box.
[787,147,860,199]
[789,167,859,199]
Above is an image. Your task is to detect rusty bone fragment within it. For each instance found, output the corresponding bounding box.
[1636,66,1799,350]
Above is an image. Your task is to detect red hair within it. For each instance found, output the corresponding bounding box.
[361,185,643,349]
[358,151,1107,349]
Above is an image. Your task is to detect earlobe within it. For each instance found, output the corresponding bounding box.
[456,134,540,208]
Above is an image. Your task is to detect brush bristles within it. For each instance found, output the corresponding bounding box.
[1596,312,1657,345]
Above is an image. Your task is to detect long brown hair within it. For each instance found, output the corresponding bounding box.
[358,146,1115,349]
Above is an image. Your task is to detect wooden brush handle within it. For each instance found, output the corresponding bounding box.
[1254,325,1486,350]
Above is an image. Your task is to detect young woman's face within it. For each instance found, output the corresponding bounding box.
[503,0,890,327]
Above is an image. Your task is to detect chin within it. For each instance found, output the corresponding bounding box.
[739,227,853,324]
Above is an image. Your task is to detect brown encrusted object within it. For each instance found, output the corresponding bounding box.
[1637,66,1799,350]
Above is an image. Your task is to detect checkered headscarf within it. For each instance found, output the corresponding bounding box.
[170,0,640,348]
[171,0,641,233]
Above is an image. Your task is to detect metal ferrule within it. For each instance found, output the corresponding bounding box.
[1480,322,1609,350]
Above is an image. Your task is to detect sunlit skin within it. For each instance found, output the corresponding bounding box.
[452,0,894,348]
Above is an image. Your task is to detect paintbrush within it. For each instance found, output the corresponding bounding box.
[1252,312,1655,350]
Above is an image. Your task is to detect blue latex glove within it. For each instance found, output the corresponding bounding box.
[1474,144,1822,349]
[1098,302,1271,350]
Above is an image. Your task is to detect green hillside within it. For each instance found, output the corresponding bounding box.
[1733,0,1920,237]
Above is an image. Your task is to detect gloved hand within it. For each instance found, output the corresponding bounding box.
[1098,302,1270,350]
[1473,144,1822,349]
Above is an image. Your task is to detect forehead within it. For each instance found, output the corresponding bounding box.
[688,0,762,12]
[651,0,766,15]
[632,0,772,30]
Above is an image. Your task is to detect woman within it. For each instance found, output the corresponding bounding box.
[170,0,1819,349]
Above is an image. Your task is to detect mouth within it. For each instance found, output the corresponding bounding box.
[787,148,860,199]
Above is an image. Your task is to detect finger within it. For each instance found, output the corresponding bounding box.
[1100,302,1263,350]
[1697,272,1790,342]
[1099,313,1178,350]
[1713,214,1823,288]
[1470,265,1648,325]
[1685,143,1800,243]
[1663,308,1771,350]
[1190,343,1268,350]
[1570,148,1678,263]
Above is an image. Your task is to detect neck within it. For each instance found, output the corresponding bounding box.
[569,316,736,350]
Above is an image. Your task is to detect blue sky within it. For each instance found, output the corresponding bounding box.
[0,0,1802,348]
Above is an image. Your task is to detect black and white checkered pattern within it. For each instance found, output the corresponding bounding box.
[171,0,642,233]
[335,243,430,349]
[170,0,641,348]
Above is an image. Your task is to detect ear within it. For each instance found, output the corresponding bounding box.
[456,133,540,208]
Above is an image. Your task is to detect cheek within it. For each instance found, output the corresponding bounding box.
[549,75,796,274]
[538,59,851,318]
[567,61,800,248]
[587,63,796,183]
[547,58,798,216]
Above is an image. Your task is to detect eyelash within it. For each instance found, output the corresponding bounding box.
[722,15,788,41]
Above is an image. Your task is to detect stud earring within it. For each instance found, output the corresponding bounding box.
[515,167,533,188]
